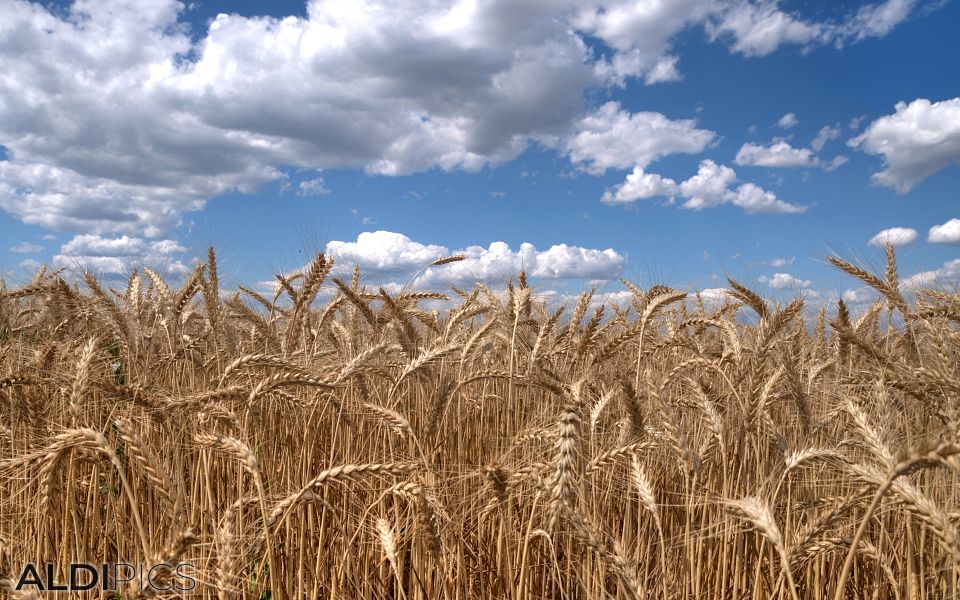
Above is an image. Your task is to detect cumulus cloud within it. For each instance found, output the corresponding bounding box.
[297,176,330,197]
[903,258,960,290]
[10,242,43,253]
[326,231,448,275]
[752,256,796,268]
[529,244,625,279]
[729,183,807,214]
[0,0,598,237]
[678,160,806,213]
[0,0,923,241]
[928,218,960,244]
[565,102,714,175]
[708,6,824,57]
[868,226,918,247]
[580,0,918,78]
[324,230,625,286]
[698,287,732,307]
[679,160,739,209]
[822,155,850,171]
[777,113,800,129]
[601,166,677,205]
[644,55,683,84]
[759,272,812,289]
[735,141,814,167]
[53,234,189,276]
[61,235,166,257]
[842,287,876,303]
[769,257,795,268]
[838,0,917,42]
[707,0,921,56]
[18,258,41,272]
[735,139,848,170]
[537,289,635,313]
[573,0,709,81]
[850,97,960,192]
[811,125,842,151]
[0,160,273,237]
[601,160,805,213]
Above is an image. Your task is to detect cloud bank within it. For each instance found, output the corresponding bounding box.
[325,230,625,286]
[0,0,927,244]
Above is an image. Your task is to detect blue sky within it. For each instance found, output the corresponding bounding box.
[1,0,959,304]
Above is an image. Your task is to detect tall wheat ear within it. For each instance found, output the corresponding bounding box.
[835,440,960,600]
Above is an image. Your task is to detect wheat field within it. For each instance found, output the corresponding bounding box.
[0,245,958,599]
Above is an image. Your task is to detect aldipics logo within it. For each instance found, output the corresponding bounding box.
[13,563,197,593]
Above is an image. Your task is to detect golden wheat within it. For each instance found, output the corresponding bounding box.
[0,248,957,598]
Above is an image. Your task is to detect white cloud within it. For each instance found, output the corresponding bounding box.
[324,230,624,285]
[54,234,188,276]
[678,160,806,214]
[53,255,130,275]
[928,218,960,244]
[62,234,152,257]
[565,102,714,175]
[838,0,916,42]
[151,239,186,255]
[531,244,624,279]
[868,226,918,247]
[10,242,43,253]
[777,113,800,129]
[903,258,960,290]
[601,166,677,205]
[735,139,848,170]
[298,176,330,197]
[0,0,926,240]
[698,287,731,307]
[756,256,795,268]
[811,125,841,151]
[0,147,279,237]
[602,159,806,214]
[644,55,683,85]
[327,231,447,274]
[573,0,709,81]
[735,140,814,167]
[759,272,812,289]
[679,160,739,209]
[574,0,704,54]
[842,287,876,303]
[543,289,635,312]
[707,0,920,57]
[0,0,599,237]
[708,5,824,57]
[822,155,850,171]
[580,0,919,81]
[18,258,41,271]
[850,97,960,192]
[729,183,806,214]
